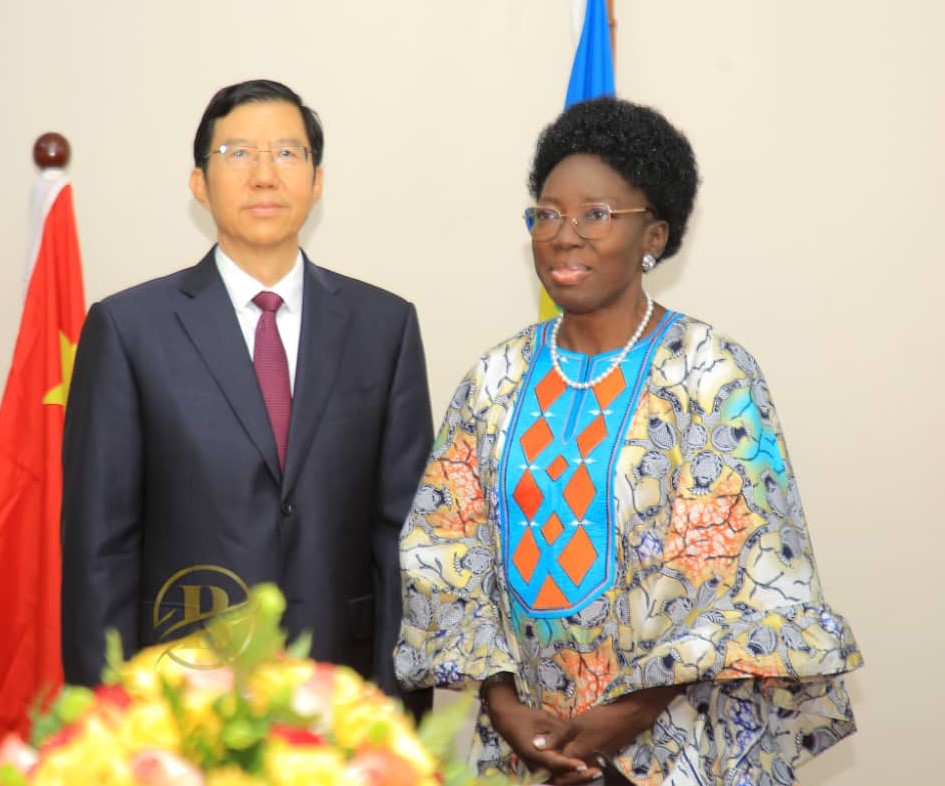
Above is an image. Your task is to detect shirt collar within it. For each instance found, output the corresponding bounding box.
[214,246,304,314]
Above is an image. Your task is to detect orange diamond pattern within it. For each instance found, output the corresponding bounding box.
[513,469,543,522]
[535,370,566,412]
[541,512,564,545]
[559,525,598,586]
[576,414,607,458]
[593,368,626,410]
[507,339,645,614]
[533,575,570,610]
[546,454,568,481]
[563,463,595,521]
[511,527,541,584]
[521,417,553,463]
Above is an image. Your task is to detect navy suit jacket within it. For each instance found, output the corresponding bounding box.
[61,249,433,714]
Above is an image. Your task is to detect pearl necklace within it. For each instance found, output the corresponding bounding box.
[549,292,654,390]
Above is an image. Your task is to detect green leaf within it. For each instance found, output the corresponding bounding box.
[418,693,529,786]
[160,676,184,720]
[0,764,28,786]
[202,583,288,680]
[221,718,263,751]
[53,686,94,725]
[101,629,125,685]
[286,630,313,660]
[418,692,476,762]
[28,685,94,747]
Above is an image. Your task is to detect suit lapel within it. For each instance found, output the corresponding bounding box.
[175,251,282,482]
[282,256,351,490]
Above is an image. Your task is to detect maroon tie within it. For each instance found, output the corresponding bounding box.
[252,291,291,470]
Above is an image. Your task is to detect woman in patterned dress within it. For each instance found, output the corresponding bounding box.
[396,97,862,786]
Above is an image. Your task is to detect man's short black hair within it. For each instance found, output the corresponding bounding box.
[193,79,324,172]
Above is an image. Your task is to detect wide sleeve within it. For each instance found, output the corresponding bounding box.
[605,322,862,777]
[61,301,144,685]
[613,327,862,691]
[395,345,526,692]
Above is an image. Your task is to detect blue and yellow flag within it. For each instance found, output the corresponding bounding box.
[539,0,616,320]
[565,0,615,109]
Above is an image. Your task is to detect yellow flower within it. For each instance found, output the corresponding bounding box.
[327,674,389,733]
[245,658,312,716]
[121,636,214,701]
[385,721,438,776]
[11,586,517,786]
[128,749,203,786]
[344,746,427,786]
[32,724,134,786]
[119,700,181,753]
[328,664,367,707]
[264,739,349,786]
[205,765,266,786]
[331,693,402,748]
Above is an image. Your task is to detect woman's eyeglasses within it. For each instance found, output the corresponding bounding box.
[524,203,655,241]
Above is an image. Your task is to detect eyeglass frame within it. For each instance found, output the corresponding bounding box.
[523,203,657,241]
[204,143,314,169]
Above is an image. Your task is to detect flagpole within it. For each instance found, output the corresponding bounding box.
[607,0,616,63]
[543,0,618,322]
[26,134,72,290]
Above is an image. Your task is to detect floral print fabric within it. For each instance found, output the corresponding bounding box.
[396,315,862,785]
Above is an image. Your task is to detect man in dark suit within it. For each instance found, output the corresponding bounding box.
[60,79,433,719]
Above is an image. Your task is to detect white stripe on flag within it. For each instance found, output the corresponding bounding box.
[25,169,69,286]
[571,0,588,43]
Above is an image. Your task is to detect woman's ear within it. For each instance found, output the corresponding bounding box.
[645,219,670,259]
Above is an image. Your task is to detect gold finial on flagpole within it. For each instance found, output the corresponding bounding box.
[33,133,70,169]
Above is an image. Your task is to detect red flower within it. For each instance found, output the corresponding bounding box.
[131,750,203,786]
[93,684,133,710]
[348,747,420,786]
[269,724,325,746]
[39,722,81,753]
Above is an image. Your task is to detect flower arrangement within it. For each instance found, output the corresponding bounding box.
[0,584,507,786]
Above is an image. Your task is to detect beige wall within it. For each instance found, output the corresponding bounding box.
[1,1,940,782]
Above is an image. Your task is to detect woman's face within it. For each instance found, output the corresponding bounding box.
[532,153,666,319]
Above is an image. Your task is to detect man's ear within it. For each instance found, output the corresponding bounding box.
[311,166,324,205]
[190,167,210,209]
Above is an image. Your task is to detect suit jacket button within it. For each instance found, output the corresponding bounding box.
[281,502,295,516]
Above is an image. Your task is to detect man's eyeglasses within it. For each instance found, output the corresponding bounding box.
[523,203,654,242]
[206,144,313,169]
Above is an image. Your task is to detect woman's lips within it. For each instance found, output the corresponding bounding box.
[549,263,591,286]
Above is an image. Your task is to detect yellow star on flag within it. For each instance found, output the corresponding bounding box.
[42,331,78,408]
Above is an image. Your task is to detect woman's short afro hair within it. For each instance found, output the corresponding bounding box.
[528,96,700,261]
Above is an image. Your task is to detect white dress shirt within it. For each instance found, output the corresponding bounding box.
[214,247,303,393]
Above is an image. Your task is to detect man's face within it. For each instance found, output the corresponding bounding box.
[190,100,322,264]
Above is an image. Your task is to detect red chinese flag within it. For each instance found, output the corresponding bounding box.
[0,173,85,735]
